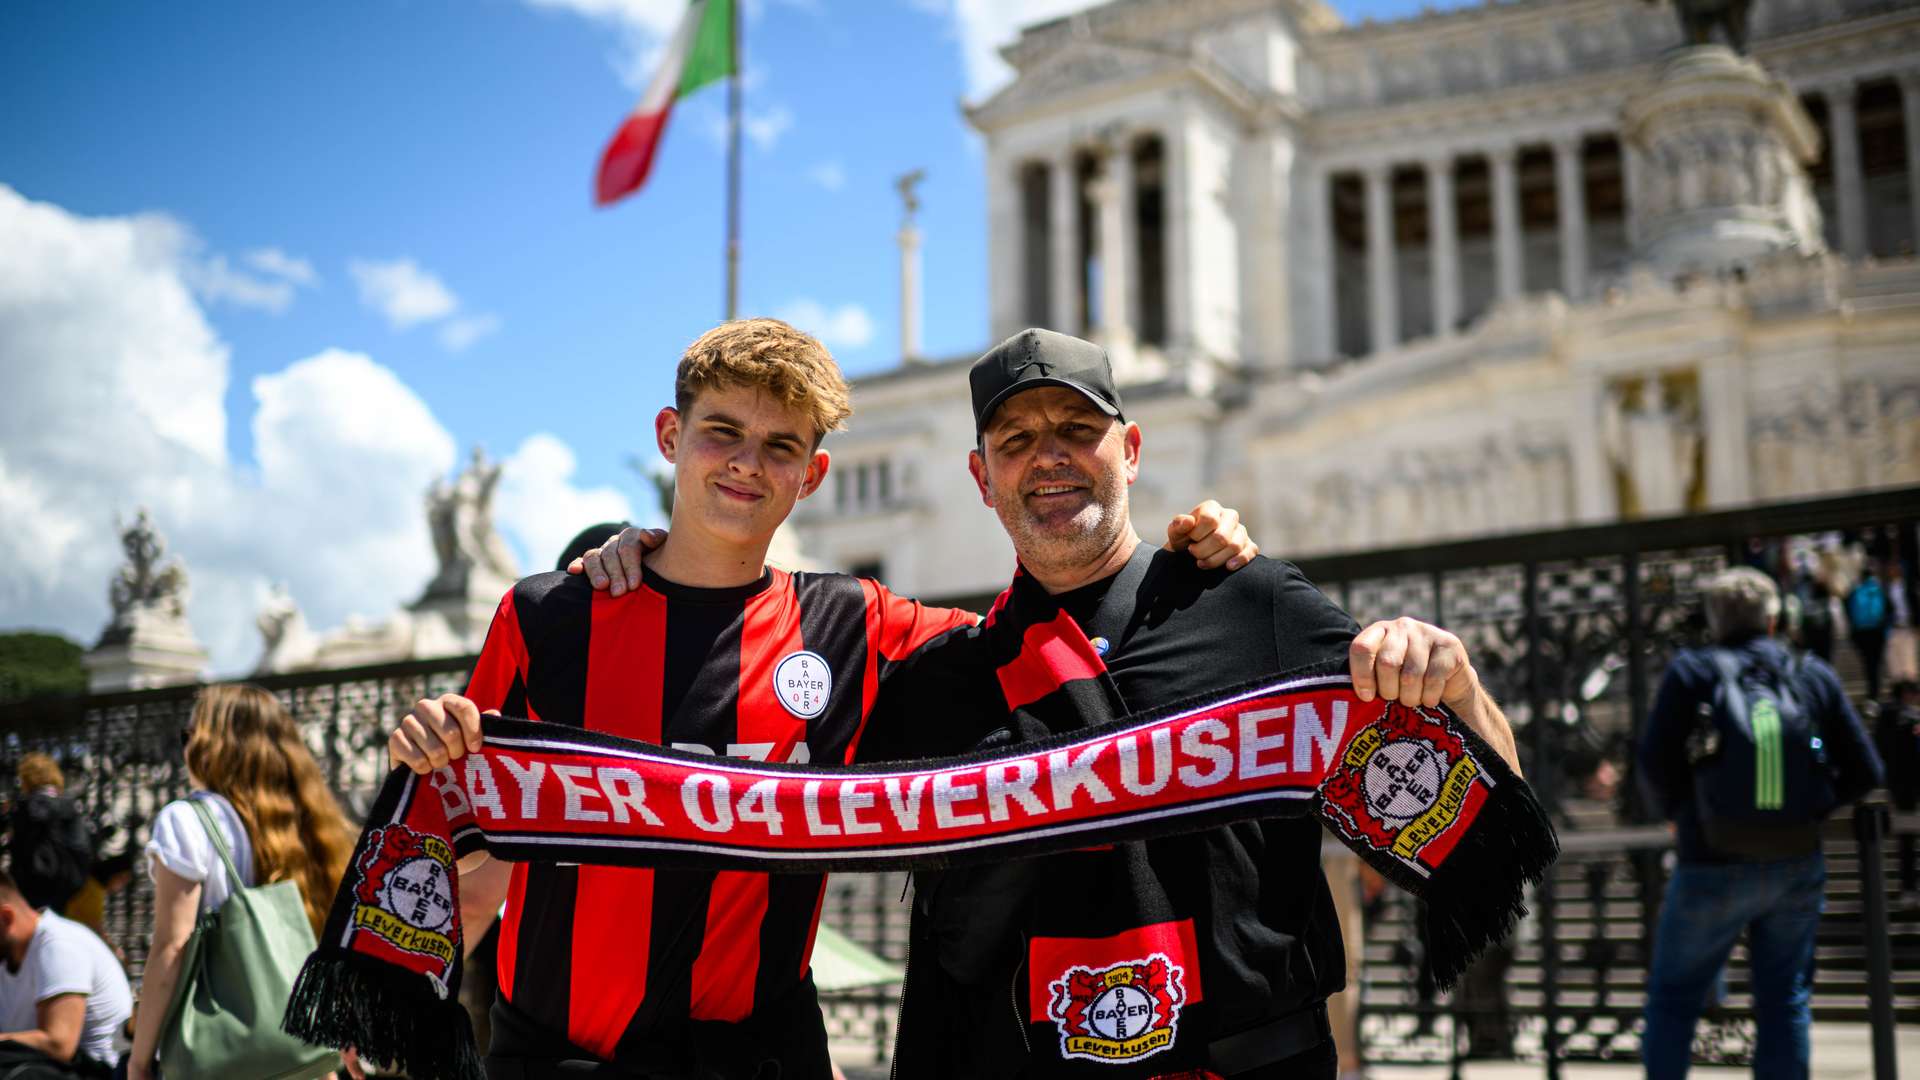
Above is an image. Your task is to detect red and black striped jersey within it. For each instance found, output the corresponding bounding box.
[462,565,973,1067]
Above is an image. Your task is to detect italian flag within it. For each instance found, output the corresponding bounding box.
[595,0,735,206]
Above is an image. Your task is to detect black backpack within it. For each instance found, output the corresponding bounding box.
[1687,649,1837,859]
[7,792,93,910]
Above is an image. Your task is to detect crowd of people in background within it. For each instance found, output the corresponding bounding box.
[0,689,360,1079]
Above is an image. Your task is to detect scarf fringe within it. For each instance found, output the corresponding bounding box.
[282,948,484,1080]
[1418,772,1561,990]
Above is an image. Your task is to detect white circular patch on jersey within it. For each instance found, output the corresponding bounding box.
[1362,740,1446,827]
[381,856,454,933]
[773,650,832,719]
[1088,984,1157,1041]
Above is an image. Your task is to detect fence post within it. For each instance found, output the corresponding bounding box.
[1522,561,1562,1080]
[1853,799,1898,1080]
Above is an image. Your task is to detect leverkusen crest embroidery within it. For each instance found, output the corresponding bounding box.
[1047,953,1186,1065]
[348,824,461,996]
[1320,702,1490,877]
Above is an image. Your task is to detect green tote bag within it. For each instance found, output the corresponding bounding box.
[155,798,340,1080]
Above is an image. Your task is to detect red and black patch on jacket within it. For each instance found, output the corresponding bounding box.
[1032,920,1201,1067]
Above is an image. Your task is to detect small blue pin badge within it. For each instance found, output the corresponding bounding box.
[1089,636,1111,658]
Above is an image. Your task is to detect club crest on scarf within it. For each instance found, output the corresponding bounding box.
[349,824,460,996]
[1320,702,1487,876]
[1047,953,1185,1065]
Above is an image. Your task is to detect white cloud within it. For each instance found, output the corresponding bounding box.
[0,185,609,674]
[807,160,846,192]
[942,0,1092,100]
[700,102,794,153]
[522,0,681,38]
[348,257,498,353]
[745,104,793,151]
[438,313,503,352]
[245,247,318,287]
[776,299,875,350]
[495,434,637,571]
[185,254,298,313]
[348,257,460,329]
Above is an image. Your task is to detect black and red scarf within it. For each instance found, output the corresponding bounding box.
[285,572,1557,1080]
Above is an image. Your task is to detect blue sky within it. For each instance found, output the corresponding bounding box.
[0,0,1455,670]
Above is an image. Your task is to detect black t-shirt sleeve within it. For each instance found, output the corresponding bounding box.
[1266,560,1362,673]
[857,623,1006,763]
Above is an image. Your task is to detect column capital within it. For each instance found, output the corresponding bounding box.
[1484,142,1519,168]
[1360,160,1394,183]
[1816,79,1858,108]
[1897,69,1920,95]
[1550,131,1586,157]
[1422,150,1455,175]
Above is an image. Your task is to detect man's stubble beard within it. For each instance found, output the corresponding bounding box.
[992,464,1131,576]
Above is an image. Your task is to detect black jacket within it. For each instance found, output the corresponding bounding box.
[866,550,1358,1078]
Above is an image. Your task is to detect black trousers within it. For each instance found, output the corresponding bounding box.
[0,1042,110,1080]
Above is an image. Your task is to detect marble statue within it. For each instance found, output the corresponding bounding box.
[423,447,520,600]
[1603,375,1702,517]
[103,510,191,642]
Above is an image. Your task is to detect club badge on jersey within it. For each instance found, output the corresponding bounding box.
[773,650,831,719]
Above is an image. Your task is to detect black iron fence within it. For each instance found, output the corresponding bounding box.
[1,487,1915,1074]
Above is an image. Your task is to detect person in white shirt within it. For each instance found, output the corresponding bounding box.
[0,869,131,1074]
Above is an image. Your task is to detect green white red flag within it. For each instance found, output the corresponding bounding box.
[594,0,735,206]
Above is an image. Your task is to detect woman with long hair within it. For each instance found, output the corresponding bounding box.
[126,684,358,1080]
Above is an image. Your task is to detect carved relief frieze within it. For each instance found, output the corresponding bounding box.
[975,40,1179,125]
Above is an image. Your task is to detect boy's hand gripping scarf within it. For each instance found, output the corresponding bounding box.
[285,596,1558,1080]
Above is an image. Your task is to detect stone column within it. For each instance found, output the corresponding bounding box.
[1553,134,1590,301]
[1823,81,1866,260]
[1164,119,1193,353]
[1622,140,1644,250]
[1568,372,1615,523]
[1490,144,1524,303]
[899,221,921,360]
[1120,140,1146,341]
[1309,166,1338,361]
[1901,72,1920,259]
[1698,354,1751,507]
[1364,162,1399,352]
[986,156,1022,341]
[1050,150,1080,333]
[1426,153,1461,336]
[1090,150,1135,348]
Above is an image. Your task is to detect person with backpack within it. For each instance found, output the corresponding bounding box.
[1848,565,1891,701]
[5,756,93,916]
[1637,567,1883,1080]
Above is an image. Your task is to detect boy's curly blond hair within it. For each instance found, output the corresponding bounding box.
[675,319,852,445]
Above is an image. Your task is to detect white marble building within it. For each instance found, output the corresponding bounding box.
[791,0,1920,607]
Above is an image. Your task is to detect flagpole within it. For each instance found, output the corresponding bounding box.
[724,0,741,321]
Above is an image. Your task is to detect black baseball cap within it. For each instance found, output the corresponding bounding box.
[969,328,1124,436]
